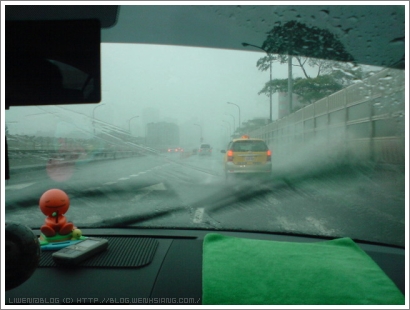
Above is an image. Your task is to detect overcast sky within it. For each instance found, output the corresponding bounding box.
[5,42,308,148]
[3,2,403,153]
[5,3,395,149]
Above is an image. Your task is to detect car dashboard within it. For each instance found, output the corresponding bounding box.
[4,228,405,305]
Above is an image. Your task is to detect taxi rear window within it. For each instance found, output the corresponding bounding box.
[232,140,268,152]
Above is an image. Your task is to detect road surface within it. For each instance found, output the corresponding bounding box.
[5,152,405,247]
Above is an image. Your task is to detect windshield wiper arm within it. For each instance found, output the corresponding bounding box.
[90,205,186,228]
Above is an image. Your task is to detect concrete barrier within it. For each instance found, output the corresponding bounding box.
[250,68,405,168]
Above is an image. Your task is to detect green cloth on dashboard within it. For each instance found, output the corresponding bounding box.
[202,233,404,305]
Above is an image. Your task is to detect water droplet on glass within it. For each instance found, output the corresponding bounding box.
[347,16,358,23]
[320,9,330,16]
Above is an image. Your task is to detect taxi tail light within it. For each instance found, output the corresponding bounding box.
[267,150,271,162]
[227,150,233,162]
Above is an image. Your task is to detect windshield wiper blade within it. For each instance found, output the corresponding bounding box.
[90,205,186,228]
[196,181,274,215]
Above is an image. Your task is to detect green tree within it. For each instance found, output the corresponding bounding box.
[258,75,345,106]
[257,21,361,107]
[234,118,269,137]
[261,20,354,63]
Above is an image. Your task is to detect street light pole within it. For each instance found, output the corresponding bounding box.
[288,55,293,115]
[269,55,273,122]
[92,103,105,136]
[227,102,241,129]
[242,42,273,123]
[127,115,139,134]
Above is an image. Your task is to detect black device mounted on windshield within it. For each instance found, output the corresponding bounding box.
[5,18,101,180]
[5,19,101,181]
[5,19,101,108]
[4,5,120,180]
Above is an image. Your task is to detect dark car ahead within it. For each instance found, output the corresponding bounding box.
[198,143,212,156]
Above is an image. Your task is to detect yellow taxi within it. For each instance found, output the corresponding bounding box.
[221,135,272,181]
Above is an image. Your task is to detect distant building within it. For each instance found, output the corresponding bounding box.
[146,122,180,151]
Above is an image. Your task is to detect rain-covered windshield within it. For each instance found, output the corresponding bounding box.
[4,5,405,248]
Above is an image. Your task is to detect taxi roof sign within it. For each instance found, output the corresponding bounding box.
[241,135,250,139]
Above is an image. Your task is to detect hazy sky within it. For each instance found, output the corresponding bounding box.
[5,42,304,147]
[3,3,403,151]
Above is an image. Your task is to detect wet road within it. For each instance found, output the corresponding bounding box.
[5,152,405,247]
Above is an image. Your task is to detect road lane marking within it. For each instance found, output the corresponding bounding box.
[118,177,130,181]
[103,181,116,185]
[267,196,280,205]
[5,182,35,190]
[193,208,204,223]
[131,183,167,202]
[131,192,151,202]
[140,183,167,191]
[88,187,102,191]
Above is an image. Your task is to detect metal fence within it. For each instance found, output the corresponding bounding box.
[250,68,405,167]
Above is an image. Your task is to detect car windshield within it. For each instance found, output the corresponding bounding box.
[4,4,406,248]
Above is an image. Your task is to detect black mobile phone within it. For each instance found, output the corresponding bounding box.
[52,237,108,265]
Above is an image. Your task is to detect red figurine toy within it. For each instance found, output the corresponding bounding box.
[39,189,74,237]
